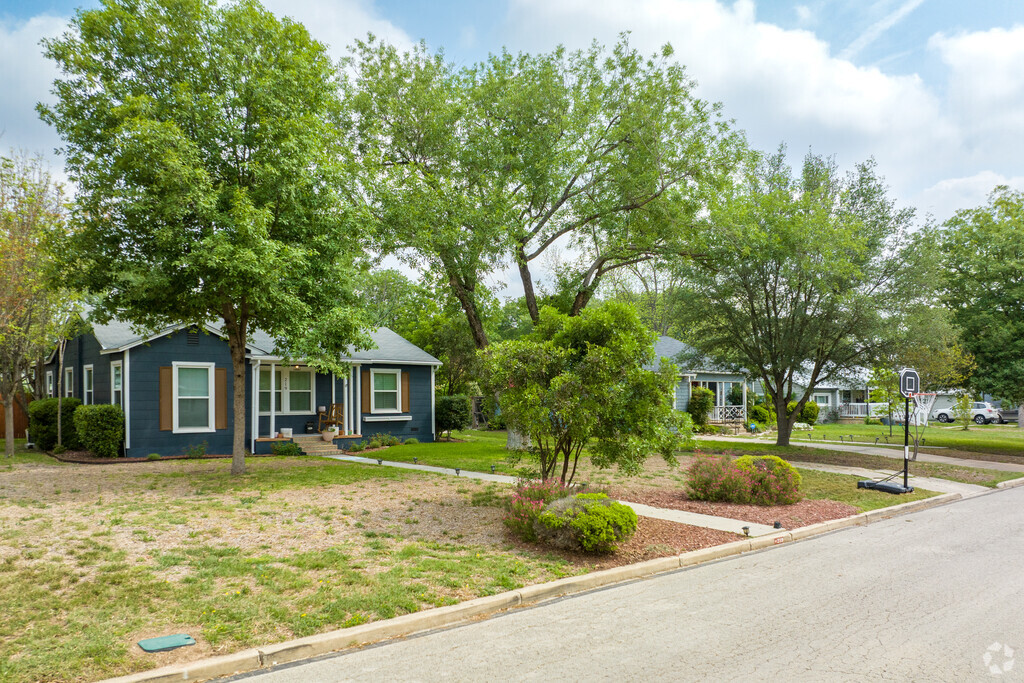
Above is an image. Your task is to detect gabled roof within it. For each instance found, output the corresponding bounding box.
[80,312,440,366]
[644,336,744,376]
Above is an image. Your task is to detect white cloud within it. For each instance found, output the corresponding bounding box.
[930,25,1024,166]
[0,15,69,175]
[915,171,1024,222]
[502,0,956,198]
[261,0,413,59]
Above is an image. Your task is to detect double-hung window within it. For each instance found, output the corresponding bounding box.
[258,367,314,414]
[46,371,54,398]
[110,362,123,407]
[83,365,94,405]
[173,362,215,433]
[64,367,74,398]
[371,369,401,413]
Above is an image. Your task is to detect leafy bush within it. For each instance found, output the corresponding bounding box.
[785,400,820,424]
[73,404,124,458]
[436,394,471,438]
[378,433,401,447]
[403,437,420,445]
[185,441,207,459]
[503,479,571,542]
[864,416,882,425]
[749,404,770,424]
[733,455,802,505]
[487,412,507,430]
[146,453,161,461]
[366,437,383,449]
[822,406,840,424]
[534,493,637,553]
[348,441,367,453]
[271,441,304,456]
[686,454,753,503]
[687,387,715,427]
[27,397,83,451]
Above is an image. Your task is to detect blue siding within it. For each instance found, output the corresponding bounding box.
[358,364,434,443]
[126,330,235,457]
[44,331,112,405]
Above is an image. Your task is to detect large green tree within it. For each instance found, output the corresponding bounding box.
[482,302,689,484]
[940,187,1024,426]
[675,150,928,445]
[345,35,744,348]
[40,0,368,473]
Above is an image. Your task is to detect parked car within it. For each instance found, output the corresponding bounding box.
[998,406,1019,424]
[932,402,1000,424]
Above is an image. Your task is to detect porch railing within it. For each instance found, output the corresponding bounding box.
[711,405,746,422]
[838,402,888,418]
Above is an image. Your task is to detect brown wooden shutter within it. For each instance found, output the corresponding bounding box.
[361,370,370,412]
[215,368,228,430]
[159,367,172,431]
[401,371,410,413]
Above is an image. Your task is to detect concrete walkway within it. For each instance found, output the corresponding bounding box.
[788,461,990,497]
[326,454,777,536]
[700,434,1024,473]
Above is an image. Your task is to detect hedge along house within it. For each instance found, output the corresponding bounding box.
[44,316,441,457]
[645,336,748,424]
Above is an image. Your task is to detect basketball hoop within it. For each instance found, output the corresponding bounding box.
[908,392,937,460]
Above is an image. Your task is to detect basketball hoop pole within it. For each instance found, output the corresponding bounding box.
[904,393,910,489]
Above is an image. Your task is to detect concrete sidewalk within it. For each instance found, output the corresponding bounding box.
[326,454,776,536]
[788,461,990,497]
[699,434,1024,473]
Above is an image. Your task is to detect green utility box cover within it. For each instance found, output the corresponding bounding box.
[137,634,196,653]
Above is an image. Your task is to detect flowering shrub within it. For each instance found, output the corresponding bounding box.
[733,455,802,505]
[503,479,570,542]
[686,454,802,506]
[686,454,753,503]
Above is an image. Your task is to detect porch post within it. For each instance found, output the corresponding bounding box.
[251,359,259,452]
[742,381,747,422]
[354,364,362,435]
[343,373,350,435]
[269,362,276,439]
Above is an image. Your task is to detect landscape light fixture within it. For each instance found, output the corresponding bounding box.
[490,465,496,473]
[742,526,750,536]
[377,458,382,466]
[455,468,461,476]
[413,457,418,464]
[773,521,782,529]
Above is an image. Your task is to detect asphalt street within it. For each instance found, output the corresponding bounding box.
[235,487,1024,682]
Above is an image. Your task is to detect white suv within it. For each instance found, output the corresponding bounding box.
[932,401,999,425]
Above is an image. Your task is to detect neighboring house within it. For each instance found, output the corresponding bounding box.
[645,336,748,423]
[44,316,441,457]
[749,369,876,419]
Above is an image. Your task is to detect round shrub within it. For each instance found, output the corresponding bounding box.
[686,454,752,503]
[73,404,124,458]
[503,479,571,542]
[403,437,420,445]
[733,455,802,505]
[533,493,637,553]
[800,401,820,424]
[27,397,83,451]
[749,405,770,424]
[687,387,715,427]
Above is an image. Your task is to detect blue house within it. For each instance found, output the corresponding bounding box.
[44,317,441,457]
[645,336,748,423]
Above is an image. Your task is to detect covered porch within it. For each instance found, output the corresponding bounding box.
[691,379,747,423]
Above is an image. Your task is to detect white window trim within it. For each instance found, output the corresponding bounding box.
[46,371,54,398]
[110,361,123,407]
[363,415,412,422]
[258,367,315,416]
[83,365,94,405]
[172,361,216,434]
[64,367,74,398]
[813,393,832,406]
[370,368,402,414]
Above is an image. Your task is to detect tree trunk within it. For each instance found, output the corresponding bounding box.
[569,288,594,317]
[446,272,489,350]
[774,393,793,446]
[1018,403,1023,429]
[516,249,540,324]
[506,427,529,451]
[4,392,14,457]
[222,305,249,476]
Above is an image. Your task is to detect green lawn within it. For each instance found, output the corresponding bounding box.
[696,439,1022,488]
[0,438,65,467]
[790,422,1024,458]
[383,430,524,475]
[797,469,937,511]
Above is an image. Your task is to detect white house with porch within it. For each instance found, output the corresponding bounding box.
[646,336,748,424]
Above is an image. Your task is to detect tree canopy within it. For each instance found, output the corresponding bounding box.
[41,0,368,473]
[940,187,1024,422]
[345,34,745,348]
[674,150,928,445]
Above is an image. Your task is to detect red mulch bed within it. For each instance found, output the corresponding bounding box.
[608,486,858,529]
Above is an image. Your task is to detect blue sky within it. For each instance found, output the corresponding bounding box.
[2,0,1023,255]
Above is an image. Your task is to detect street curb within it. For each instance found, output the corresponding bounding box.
[996,476,1024,489]
[99,491,962,683]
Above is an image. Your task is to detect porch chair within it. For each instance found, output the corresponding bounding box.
[317,403,345,432]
